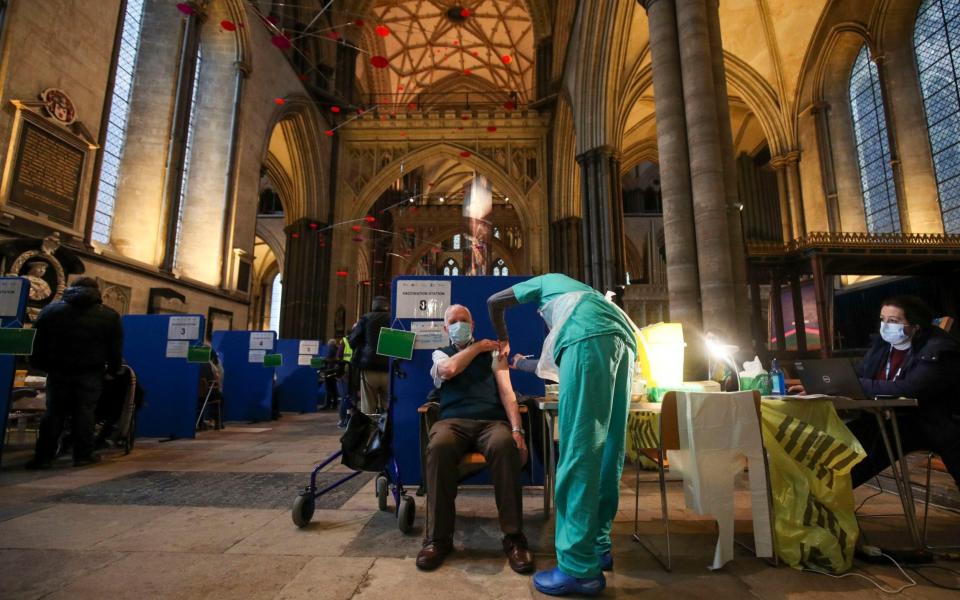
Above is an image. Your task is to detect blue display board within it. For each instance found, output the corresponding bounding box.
[275,338,321,413]
[390,276,546,485]
[212,330,277,422]
[0,277,30,465]
[122,314,205,439]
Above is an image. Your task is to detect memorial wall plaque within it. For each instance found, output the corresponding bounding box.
[8,120,84,226]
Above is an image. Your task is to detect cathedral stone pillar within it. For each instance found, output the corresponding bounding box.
[675,0,737,333]
[279,218,330,340]
[706,0,750,339]
[577,146,625,293]
[640,0,702,332]
[334,43,358,104]
[771,151,805,240]
[550,217,583,280]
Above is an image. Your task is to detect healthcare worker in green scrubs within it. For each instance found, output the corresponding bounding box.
[487,273,636,597]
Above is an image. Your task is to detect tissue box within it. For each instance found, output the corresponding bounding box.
[740,373,772,395]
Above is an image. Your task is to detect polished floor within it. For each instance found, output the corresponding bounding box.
[1,411,958,599]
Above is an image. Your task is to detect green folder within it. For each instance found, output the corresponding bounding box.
[263,353,282,367]
[187,345,212,363]
[376,328,416,360]
[0,328,36,355]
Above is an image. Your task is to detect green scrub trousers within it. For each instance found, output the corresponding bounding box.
[555,333,633,578]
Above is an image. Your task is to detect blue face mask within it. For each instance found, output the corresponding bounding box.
[880,322,910,346]
[447,321,472,346]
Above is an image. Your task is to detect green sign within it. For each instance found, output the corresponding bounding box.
[187,345,212,363]
[376,328,416,360]
[263,353,282,367]
[0,327,36,355]
[310,356,326,369]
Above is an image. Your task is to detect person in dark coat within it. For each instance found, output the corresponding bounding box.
[26,277,124,468]
[847,295,960,489]
[348,296,390,414]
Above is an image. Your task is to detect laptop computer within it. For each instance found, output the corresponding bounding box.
[793,358,868,400]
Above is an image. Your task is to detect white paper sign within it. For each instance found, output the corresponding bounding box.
[167,316,201,340]
[395,280,451,319]
[0,279,24,317]
[165,340,189,358]
[411,320,446,350]
[299,340,320,355]
[249,332,274,350]
[248,349,266,363]
[297,354,313,366]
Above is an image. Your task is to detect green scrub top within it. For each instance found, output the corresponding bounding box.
[512,273,637,361]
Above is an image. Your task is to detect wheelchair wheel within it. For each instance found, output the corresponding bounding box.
[292,491,315,528]
[397,494,415,534]
[376,475,389,511]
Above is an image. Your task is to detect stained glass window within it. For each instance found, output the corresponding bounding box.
[914,0,960,233]
[92,0,146,243]
[492,258,508,276]
[849,44,902,233]
[268,273,282,333]
[443,258,459,276]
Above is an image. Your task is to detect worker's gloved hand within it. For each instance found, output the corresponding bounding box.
[510,353,526,369]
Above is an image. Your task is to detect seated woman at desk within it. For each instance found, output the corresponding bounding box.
[844,296,960,490]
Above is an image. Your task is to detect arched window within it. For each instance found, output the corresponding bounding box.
[92,0,146,243]
[849,44,902,233]
[268,273,282,333]
[452,234,462,250]
[443,258,460,276]
[173,43,202,267]
[914,0,960,233]
[492,258,508,276]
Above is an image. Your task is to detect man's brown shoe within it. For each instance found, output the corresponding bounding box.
[416,539,452,571]
[503,533,535,574]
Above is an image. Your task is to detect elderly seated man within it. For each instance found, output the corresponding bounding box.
[416,303,534,574]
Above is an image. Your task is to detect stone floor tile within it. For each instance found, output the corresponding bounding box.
[228,508,374,556]
[92,507,282,553]
[43,551,310,600]
[273,556,376,600]
[353,557,536,600]
[0,504,172,550]
[0,548,125,600]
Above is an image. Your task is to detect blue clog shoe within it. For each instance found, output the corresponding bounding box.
[600,551,613,572]
[533,567,606,597]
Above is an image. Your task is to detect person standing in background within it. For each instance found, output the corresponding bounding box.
[348,296,391,414]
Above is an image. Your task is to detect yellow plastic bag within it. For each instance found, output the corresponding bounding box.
[759,399,867,573]
[626,410,661,469]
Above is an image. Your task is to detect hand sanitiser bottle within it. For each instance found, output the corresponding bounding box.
[770,357,785,395]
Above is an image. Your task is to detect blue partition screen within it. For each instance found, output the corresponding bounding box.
[122,314,205,439]
[389,276,546,485]
[275,338,321,413]
[0,277,30,465]
[212,330,277,422]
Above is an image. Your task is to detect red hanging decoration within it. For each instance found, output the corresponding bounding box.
[175,3,195,16]
[266,15,279,26]
[460,7,471,17]
[375,24,390,37]
[309,222,318,230]
[298,73,310,82]
[463,69,472,76]
[330,106,341,113]
[271,35,292,50]
[291,233,300,239]
[336,270,349,277]
[459,150,472,158]
[325,129,334,136]
[351,225,362,232]
[354,18,365,27]
[370,55,389,69]
[503,101,516,111]
[220,20,236,31]
[501,54,512,65]
[487,126,497,132]
[274,97,286,105]
[364,215,376,223]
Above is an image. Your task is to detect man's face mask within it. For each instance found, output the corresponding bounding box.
[879,321,910,346]
[447,321,472,345]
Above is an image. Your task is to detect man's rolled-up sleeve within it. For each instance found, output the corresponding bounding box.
[430,350,448,388]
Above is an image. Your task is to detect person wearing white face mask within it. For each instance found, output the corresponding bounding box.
[845,295,960,491]
[417,304,533,574]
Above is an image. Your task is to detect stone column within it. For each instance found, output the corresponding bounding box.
[334,42,358,104]
[640,0,702,332]
[811,102,841,233]
[675,0,736,332]
[577,146,626,292]
[535,37,554,99]
[549,217,583,279]
[770,152,803,241]
[279,218,329,340]
[705,0,750,339]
